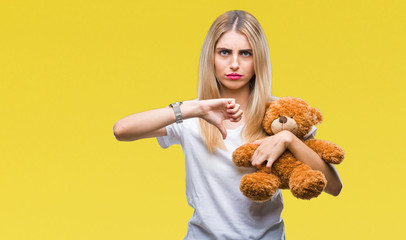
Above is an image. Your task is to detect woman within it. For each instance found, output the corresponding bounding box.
[113,10,342,240]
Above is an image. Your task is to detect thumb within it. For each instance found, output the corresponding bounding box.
[217,124,227,140]
[252,139,263,145]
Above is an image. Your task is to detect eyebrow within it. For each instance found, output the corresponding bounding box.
[216,47,253,52]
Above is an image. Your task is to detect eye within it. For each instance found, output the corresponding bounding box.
[219,50,229,56]
[241,51,252,57]
[291,116,294,118]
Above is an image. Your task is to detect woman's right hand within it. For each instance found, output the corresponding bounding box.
[199,98,243,139]
[113,98,242,142]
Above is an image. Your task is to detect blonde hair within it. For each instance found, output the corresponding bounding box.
[198,10,275,153]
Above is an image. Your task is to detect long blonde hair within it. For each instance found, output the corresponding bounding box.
[198,10,274,153]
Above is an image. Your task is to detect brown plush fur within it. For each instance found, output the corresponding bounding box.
[232,97,345,201]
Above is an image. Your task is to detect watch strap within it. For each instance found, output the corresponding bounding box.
[169,102,183,123]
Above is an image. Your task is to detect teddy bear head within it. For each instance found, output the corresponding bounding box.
[262,97,323,139]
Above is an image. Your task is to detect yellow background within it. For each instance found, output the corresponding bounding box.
[1,0,405,239]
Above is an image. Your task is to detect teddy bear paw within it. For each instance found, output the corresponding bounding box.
[240,172,280,202]
[232,144,258,167]
[322,145,345,164]
[290,170,327,200]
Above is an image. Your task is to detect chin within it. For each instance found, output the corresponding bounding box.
[220,81,250,92]
[221,85,244,92]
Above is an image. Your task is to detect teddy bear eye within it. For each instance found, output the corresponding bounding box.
[290,116,294,118]
[278,115,281,117]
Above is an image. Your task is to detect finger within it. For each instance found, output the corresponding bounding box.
[252,154,268,169]
[227,108,238,114]
[265,159,275,173]
[228,109,242,120]
[229,109,243,119]
[251,150,257,163]
[227,100,236,110]
[227,104,240,114]
[251,148,266,167]
[227,98,235,107]
[230,116,242,122]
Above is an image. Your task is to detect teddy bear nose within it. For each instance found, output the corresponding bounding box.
[279,116,288,124]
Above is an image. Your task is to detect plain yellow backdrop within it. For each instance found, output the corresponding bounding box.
[1,0,405,239]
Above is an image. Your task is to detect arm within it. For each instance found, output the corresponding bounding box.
[113,101,200,141]
[113,99,243,141]
[285,133,343,196]
[250,131,342,196]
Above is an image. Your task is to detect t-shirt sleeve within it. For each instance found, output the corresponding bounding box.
[156,122,183,149]
[304,125,317,140]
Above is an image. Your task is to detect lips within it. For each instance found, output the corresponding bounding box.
[226,73,242,80]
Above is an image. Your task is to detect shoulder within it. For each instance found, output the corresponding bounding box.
[268,95,279,102]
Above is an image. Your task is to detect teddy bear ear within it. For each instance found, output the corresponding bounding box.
[311,108,323,125]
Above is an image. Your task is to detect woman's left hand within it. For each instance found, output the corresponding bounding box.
[250,130,293,172]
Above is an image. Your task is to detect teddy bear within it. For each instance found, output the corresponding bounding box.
[232,97,344,201]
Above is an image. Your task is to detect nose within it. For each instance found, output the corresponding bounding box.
[230,54,239,70]
[279,116,287,124]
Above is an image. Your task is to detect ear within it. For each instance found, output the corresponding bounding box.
[311,108,323,125]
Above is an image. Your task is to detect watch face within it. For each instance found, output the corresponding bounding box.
[170,102,182,107]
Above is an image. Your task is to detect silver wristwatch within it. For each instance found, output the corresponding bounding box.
[169,102,183,123]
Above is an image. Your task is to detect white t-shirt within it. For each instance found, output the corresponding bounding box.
[157,110,316,240]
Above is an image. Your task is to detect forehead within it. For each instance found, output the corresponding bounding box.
[216,30,252,49]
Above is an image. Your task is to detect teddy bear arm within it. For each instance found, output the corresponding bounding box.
[232,143,259,167]
[304,139,345,164]
[240,171,281,202]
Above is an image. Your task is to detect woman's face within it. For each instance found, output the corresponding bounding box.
[214,30,254,93]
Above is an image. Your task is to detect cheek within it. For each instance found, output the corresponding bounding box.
[214,57,226,73]
[248,60,254,73]
[243,59,255,74]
